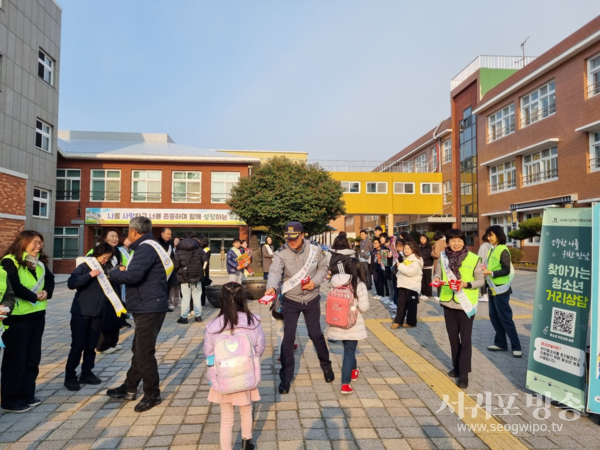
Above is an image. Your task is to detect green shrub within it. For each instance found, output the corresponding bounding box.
[508,247,525,264]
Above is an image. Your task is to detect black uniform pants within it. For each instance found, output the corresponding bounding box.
[443,306,475,373]
[66,314,103,379]
[1,315,45,409]
[280,295,331,384]
[394,288,419,326]
[124,312,166,398]
[361,262,373,290]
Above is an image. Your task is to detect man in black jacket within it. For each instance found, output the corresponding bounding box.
[174,232,206,324]
[158,228,180,311]
[107,217,169,412]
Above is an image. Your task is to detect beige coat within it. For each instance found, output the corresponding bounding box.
[325,274,370,341]
[396,253,423,292]
[431,237,447,272]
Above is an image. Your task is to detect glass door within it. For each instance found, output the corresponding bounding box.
[209,238,234,271]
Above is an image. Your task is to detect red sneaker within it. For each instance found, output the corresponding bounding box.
[341,384,354,395]
[351,369,360,381]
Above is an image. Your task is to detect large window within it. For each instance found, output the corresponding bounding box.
[91,170,120,201]
[415,153,428,173]
[490,215,515,247]
[56,169,81,201]
[211,172,240,203]
[393,182,414,194]
[172,171,201,202]
[366,182,387,194]
[488,104,515,142]
[591,132,600,172]
[524,211,542,245]
[431,146,438,171]
[443,181,452,204]
[132,170,161,202]
[38,49,54,85]
[588,53,600,97]
[489,160,516,193]
[33,188,50,219]
[340,181,360,193]
[35,119,51,153]
[523,146,558,186]
[421,183,441,194]
[443,139,452,164]
[521,81,556,127]
[53,227,79,259]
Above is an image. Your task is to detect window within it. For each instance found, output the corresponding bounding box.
[366,182,387,194]
[488,104,515,141]
[415,153,428,173]
[38,49,54,85]
[490,216,515,247]
[35,119,51,153]
[421,183,441,194]
[340,181,360,193]
[431,146,438,171]
[443,181,452,204]
[33,188,50,218]
[393,182,415,194]
[524,212,542,245]
[402,160,414,173]
[591,132,600,171]
[132,170,161,202]
[172,171,201,202]
[211,172,240,203]
[489,161,516,193]
[53,227,79,259]
[56,169,81,201]
[521,81,556,127]
[588,53,600,97]
[91,170,121,201]
[523,146,558,186]
[346,216,355,227]
[443,140,452,164]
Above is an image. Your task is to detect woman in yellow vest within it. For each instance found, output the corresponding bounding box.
[0,230,55,413]
[482,225,521,358]
[432,229,483,389]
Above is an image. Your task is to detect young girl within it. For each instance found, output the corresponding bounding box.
[204,283,265,450]
[391,240,423,329]
[326,258,370,395]
[370,239,385,299]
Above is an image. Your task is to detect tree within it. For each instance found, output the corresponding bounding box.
[508,217,542,241]
[228,157,346,238]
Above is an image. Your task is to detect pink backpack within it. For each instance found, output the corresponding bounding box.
[326,284,358,329]
[207,330,261,394]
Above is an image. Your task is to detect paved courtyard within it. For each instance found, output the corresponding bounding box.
[1,270,600,449]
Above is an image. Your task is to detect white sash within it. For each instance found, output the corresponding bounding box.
[485,247,514,295]
[168,245,172,256]
[84,257,127,316]
[440,252,476,318]
[265,245,273,256]
[282,243,319,294]
[29,261,45,294]
[139,240,174,280]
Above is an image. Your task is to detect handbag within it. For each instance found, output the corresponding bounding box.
[271,292,284,321]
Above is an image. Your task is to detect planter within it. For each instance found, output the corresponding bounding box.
[206,285,223,308]
[242,279,267,301]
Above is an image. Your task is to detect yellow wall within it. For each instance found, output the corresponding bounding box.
[217,150,308,161]
[331,172,444,215]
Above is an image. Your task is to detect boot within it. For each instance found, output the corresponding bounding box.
[242,439,255,450]
[457,373,468,389]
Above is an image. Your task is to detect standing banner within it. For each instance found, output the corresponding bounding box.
[526,207,592,411]
[587,204,600,413]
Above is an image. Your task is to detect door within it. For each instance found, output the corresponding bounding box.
[209,238,234,271]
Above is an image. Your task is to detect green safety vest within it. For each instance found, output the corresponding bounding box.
[439,252,480,306]
[1,254,47,316]
[0,267,7,301]
[486,245,512,286]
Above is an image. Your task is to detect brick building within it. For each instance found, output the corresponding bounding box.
[53,131,259,274]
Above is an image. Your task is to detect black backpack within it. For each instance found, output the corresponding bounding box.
[183,248,206,283]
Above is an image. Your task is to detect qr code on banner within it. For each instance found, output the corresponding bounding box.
[551,307,576,337]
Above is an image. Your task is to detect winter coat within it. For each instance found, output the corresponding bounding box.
[431,237,447,272]
[204,312,266,358]
[328,248,356,276]
[358,238,373,262]
[396,253,423,293]
[325,274,369,341]
[108,233,169,314]
[174,238,206,283]
[226,247,244,275]
[419,244,434,268]
[262,244,274,273]
[68,260,120,317]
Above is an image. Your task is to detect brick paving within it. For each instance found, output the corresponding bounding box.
[0,271,599,449]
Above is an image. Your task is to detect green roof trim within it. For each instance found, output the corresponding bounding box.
[480,68,519,97]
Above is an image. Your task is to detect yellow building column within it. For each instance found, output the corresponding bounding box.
[388,213,395,235]
[379,215,386,232]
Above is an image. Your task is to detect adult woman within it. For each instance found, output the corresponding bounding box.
[262,237,275,281]
[418,234,433,299]
[483,226,521,358]
[477,234,493,303]
[65,242,120,391]
[391,240,423,329]
[198,235,211,307]
[1,230,55,413]
[328,235,355,277]
[433,228,483,388]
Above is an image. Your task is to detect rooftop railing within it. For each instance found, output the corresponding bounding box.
[451,55,537,90]
[309,159,441,173]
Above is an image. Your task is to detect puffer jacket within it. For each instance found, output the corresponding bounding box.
[68,260,120,317]
[328,248,356,276]
[396,253,423,293]
[226,247,244,275]
[325,274,370,341]
[203,312,266,358]
[174,238,206,283]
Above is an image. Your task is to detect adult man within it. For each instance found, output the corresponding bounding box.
[358,229,373,290]
[158,228,179,312]
[107,217,171,412]
[226,238,245,283]
[265,221,334,394]
[174,232,206,324]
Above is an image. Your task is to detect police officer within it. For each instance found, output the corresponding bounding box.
[265,221,334,394]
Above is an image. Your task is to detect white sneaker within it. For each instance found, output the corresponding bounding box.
[99,347,116,355]
[373,295,381,299]
[479,295,489,302]
[114,344,123,351]
[419,295,429,300]
[433,296,440,301]
[328,337,339,342]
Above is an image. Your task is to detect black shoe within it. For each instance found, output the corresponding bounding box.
[80,372,102,385]
[1,404,31,413]
[107,384,137,400]
[242,439,256,450]
[177,317,188,324]
[168,308,174,313]
[122,321,132,328]
[457,373,468,389]
[195,316,203,323]
[64,377,81,392]
[134,396,162,413]
[447,369,458,378]
[324,369,335,383]
[28,398,42,407]
[278,382,291,394]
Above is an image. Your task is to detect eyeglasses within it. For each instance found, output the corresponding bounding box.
[31,241,44,248]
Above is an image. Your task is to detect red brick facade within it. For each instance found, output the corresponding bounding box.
[0,172,27,256]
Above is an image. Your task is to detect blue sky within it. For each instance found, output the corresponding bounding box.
[57,1,600,160]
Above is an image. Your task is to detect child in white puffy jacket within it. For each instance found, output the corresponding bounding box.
[391,241,423,329]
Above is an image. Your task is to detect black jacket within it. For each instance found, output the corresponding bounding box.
[418,244,433,267]
[109,233,169,313]
[328,249,356,276]
[174,238,207,283]
[68,261,119,317]
[158,237,179,287]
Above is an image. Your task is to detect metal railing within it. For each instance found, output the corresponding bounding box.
[443,154,452,164]
[90,190,120,201]
[490,179,516,193]
[451,55,537,90]
[591,157,600,170]
[521,102,556,127]
[523,168,558,185]
[310,158,441,173]
[488,121,515,142]
[171,193,202,202]
[131,191,162,202]
[588,79,600,97]
[56,190,81,201]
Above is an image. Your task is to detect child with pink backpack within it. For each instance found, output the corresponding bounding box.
[325,258,370,395]
[204,283,266,450]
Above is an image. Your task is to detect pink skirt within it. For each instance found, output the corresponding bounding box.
[207,387,261,406]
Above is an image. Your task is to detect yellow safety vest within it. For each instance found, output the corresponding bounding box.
[486,245,511,286]
[439,252,480,306]
[1,254,47,316]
